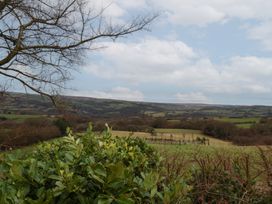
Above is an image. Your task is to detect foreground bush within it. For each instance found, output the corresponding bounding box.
[0,125,187,203]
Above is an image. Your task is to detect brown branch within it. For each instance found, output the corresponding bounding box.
[0,0,157,104]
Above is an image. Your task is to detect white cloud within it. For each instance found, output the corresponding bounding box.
[117,0,147,9]
[176,92,211,104]
[86,37,197,83]
[145,0,272,26]
[88,0,272,26]
[89,0,146,21]
[161,3,226,26]
[69,87,144,101]
[87,0,126,24]
[85,38,272,97]
[248,21,272,50]
[89,0,272,51]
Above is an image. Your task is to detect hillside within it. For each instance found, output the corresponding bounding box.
[1,92,272,118]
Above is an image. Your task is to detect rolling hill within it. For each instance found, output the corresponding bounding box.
[1,92,272,118]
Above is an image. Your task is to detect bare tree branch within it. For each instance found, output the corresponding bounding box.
[0,0,157,103]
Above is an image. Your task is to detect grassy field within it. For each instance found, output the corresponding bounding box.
[112,128,231,146]
[0,114,44,122]
[1,125,271,203]
[111,129,269,188]
[215,117,260,128]
[151,143,258,157]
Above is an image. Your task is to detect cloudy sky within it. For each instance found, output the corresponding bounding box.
[68,0,272,105]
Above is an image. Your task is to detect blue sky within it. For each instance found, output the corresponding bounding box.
[64,0,272,105]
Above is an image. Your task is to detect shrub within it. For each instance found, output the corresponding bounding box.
[1,118,62,148]
[0,116,7,121]
[54,118,71,135]
[0,125,187,203]
[24,117,52,127]
[1,125,61,147]
[0,120,18,129]
[189,154,270,203]
[202,120,237,140]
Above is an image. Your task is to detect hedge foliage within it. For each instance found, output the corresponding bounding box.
[0,125,188,204]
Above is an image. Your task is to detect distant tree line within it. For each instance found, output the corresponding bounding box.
[1,114,272,149]
[93,117,272,146]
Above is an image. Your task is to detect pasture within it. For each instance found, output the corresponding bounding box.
[1,126,271,203]
[0,113,45,122]
[112,128,231,146]
[215,117,260,128]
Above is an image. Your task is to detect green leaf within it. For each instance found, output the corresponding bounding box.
[97,196,113,204]
[91,173,105,184]
[108,162,125,182]
[150,186,157,198]
[95,164,107,178]
[116,197,135,204]
[143,172,159,190]
[48,175,61,181]
[65,153,74,162]
[10,164,24,181]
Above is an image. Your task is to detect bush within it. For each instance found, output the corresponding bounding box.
[202,120,237,140]
[0,125,186,203]
[1,118,62,148]
[54,118,71,135]
[0,120,18,129]
[0,116,7,121]
[188,154,271,203]
[1,124,61,147]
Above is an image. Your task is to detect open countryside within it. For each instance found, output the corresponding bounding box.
[1,0,272,203]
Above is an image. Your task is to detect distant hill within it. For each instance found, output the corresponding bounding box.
[1,92,272,118]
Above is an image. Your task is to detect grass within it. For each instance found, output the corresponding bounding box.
[151,143,258,157]
[236,123,253,128]
[214,117,260,128]
[1,127,263,160]
[215,117,260,123]
[112,129,231,146]
[155,128,202,134]
[0,114,44,122]
[1,128,270,203]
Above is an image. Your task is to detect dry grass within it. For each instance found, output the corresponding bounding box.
[111,129,231,146]
[158,146,272,203]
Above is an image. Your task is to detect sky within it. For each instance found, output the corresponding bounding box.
[10,0,272,105]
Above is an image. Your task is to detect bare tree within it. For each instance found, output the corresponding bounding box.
[0,0,156,104]
[0,79,9,99]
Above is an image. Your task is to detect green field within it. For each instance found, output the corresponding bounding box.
[155,128,202,134]
[0,114,44,122]
[151,143,258,157]
[112,128,231,146]
[215,117,260,123]
[215,117,260,128]
[1,127,271,203]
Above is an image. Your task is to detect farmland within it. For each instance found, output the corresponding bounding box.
[1,96,272,203]
[1,126,271,203]
[112,129,231,146]
[215,117,260,128]
[1,0,272,202]
[0,113,45,122]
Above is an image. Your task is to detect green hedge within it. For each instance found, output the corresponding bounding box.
[0,125,187,204]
